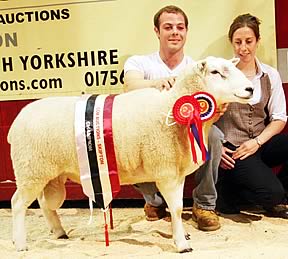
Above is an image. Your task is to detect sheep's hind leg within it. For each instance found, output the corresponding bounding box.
[37,176,68,239]
[156,178,192,253]
[11,184,46,251]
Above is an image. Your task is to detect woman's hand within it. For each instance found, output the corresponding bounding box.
[232,139,260,160]
[219,146,236,170]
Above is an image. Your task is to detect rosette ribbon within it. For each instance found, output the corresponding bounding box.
[172,92,217,163]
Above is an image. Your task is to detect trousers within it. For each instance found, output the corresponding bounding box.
[217,134,288,210]
[134,125,223,210]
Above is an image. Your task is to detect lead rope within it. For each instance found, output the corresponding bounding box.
[87,199,112,246]
[103,210,109,246]
[88,198,93,225]
[109,203,114,229]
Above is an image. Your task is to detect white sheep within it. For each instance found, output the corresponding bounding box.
[8,56,253,253]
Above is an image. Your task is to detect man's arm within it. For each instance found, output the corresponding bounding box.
[124,70,176,92]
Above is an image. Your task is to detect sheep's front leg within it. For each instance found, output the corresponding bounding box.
[156,178,192,253]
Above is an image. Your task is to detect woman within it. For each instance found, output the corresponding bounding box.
[215,13,288,218]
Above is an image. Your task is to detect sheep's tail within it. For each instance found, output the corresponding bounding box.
[7,122,15,144]
[7,114,19,144]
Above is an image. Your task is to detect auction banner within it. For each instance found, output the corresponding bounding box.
[0,0,275,100]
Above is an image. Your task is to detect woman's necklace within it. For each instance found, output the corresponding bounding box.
[244,66,258,79]
[245,72,256,79]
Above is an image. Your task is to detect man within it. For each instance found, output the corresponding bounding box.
[124,5,223,231]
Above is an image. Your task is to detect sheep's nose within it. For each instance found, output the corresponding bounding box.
[245,87,253,94]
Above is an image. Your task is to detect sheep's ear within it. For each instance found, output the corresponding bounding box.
[197,60,207,74]
[230,57,240,66]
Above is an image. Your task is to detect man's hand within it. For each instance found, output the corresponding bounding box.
[153,76,176,91]
[212,103,228,123]
[124,71,176,92]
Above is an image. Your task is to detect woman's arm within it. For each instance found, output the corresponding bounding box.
[232,120,286,160]
[256,120,286,145]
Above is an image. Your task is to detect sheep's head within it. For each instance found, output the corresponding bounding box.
[182,56,253,105]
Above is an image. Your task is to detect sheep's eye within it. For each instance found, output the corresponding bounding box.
[211,70,226,79]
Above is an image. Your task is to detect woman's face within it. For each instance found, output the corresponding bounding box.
[231,26,259,65]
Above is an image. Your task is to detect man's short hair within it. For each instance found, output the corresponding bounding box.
[153,5,188,30]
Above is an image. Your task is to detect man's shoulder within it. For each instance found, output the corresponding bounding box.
[126,52,158,63]
[184,55,195,64]
[124,52,159,73]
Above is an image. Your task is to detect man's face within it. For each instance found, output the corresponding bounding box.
[155,12,188,54]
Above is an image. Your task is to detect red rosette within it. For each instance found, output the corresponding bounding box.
[192,92,217,122]
[172,95,200,125]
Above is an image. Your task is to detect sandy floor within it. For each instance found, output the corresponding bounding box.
[1,206,287,259]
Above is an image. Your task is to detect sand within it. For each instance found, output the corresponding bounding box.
[1,206,287,259]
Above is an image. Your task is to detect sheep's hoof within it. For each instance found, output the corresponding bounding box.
[58,234,69,239]
[185,233,191,240]
[17,247,28,252]
[179,247,193,253]
[16,245,28,252]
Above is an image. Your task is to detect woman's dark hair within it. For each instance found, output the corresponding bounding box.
[228,13,261,42]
